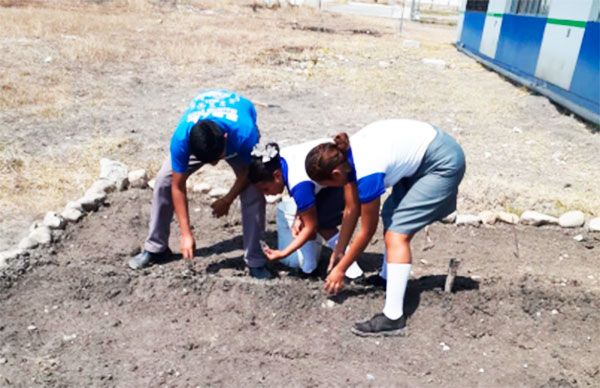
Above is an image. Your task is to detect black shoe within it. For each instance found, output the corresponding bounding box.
[249,266,274,280]
[128,249,171,270]
[351,313,407,337]
[344,274,367,286]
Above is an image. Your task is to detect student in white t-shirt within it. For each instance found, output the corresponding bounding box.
[248,141,363,278]
[306,119,466,337]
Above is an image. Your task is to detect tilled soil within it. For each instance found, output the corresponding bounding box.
[1,189,599,387]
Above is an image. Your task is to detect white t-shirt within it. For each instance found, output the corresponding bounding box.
[280,138,330,213]
[348,119,437,203]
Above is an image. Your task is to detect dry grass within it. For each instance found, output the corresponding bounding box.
[0,0,356,226]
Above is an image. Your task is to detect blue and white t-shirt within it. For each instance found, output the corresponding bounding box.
[170,89,259,173]
[279,139,330,213]
[348,119,437,203]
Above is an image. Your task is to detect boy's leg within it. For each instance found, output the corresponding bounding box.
[129,155,203,269]
[227,157,267,269]
[144,155,204,253]
[351,231,411,337]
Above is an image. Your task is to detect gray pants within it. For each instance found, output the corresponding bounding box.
[144,154,266,268]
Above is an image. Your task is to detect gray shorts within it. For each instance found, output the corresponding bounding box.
[381,127,466,235]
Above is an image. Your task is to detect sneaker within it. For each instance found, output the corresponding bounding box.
[344,273,367,286]
[128,249,170,270]
[351,313,407,337]
[249,266,274,280]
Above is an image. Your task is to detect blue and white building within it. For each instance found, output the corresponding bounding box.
[456,0,599,124]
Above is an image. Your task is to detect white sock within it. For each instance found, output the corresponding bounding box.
[326,232,363,279]
[382,263,411,320]
[379,251,387,280]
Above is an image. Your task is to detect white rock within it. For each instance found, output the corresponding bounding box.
[573,234,584,242]
[19,236,39,250]
[440,211,457,224]
[87,178,116,195]
[520,211,558,226]
[497,211,519,225]
[44,56,52,63]
[455,214,481,226]
[30,226,52,245]
[43,212,66,230]
[99,158,129,191]
[192,183,212,194]
[62,207,84,222]
[402,39,420,49]
[148,179,156,190]
[0,357,6,364]
[266,194,282,204]
[208,187,229,198]
[587,217,600,232]
[62,334,77,341]
[0,249,23,268]
[27,221,43,233]
[558,210,585,228]
[321,299,336,308]
[77,191,107,212]
[478,210,498,225]
[128,169,148,188]
[422,58,447,70]
[27,325,37,331]
[378,60,390,68]
[66,201,83,212]
[366,373,375,381]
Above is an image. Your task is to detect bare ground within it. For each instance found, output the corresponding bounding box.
[1,189,599,386]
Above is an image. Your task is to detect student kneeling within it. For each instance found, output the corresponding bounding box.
[249,142,363,278]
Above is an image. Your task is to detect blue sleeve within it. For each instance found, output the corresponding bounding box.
[357,173,386,203]
[170,121,191,173]
[290,181,316,213]
[346,148,357,183]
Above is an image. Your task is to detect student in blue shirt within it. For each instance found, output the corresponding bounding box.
[306,119,466,336]
[128,89,271,279]
[248,142,364,278]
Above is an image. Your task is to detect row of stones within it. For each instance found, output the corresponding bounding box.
[2,158,598,268]
[443,210,600,231]
[0,159,149,268]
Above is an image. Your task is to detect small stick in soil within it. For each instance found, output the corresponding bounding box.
[444,258,461,293]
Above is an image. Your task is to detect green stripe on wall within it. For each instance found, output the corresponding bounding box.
[486,12,503,17]
[547,18,587,28]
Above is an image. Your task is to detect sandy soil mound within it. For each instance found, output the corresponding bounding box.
[1,190,598,386]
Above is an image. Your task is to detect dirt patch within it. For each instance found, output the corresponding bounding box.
[1,1,599,251]
[1,190,599,386]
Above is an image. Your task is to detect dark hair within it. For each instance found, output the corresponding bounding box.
[305,133,350,181]
[248,143,281,184]
[189,120,225,164]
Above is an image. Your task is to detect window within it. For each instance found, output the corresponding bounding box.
[466,0,489,12]
[510,0,552,16]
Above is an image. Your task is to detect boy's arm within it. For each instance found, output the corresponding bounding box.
[328,182,360,271]
[172,172,195,259]
[211,166,250,217]
[324,197,381,294]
